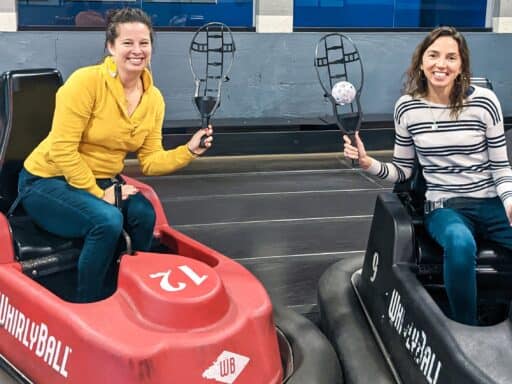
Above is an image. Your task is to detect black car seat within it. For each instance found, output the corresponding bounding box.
[0,69,81,281]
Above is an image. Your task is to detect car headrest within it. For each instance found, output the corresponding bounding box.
[0,69,63,213]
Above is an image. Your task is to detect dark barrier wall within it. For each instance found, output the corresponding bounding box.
[1,31,511,122]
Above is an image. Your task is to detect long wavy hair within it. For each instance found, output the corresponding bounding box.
[404,26,471,117]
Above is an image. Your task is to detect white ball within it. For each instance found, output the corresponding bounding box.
[331,81,356,105]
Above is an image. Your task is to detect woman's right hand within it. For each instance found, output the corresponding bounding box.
[188,125,213,156]
[343,131,372,170]
[506,205,512,227]
[102,184,139,205]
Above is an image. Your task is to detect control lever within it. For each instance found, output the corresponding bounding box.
[114,182,134,256]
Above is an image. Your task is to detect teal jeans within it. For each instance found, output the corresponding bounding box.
[425,196,512,325]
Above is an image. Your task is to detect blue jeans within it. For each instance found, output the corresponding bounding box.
[18,168,156,302]
[424,196,512,325]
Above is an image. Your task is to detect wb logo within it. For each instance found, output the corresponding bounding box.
[203,351,250,384]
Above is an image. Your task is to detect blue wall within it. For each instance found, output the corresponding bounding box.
[1,31,511,122]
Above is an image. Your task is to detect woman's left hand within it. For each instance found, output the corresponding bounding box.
[188,125,213,156]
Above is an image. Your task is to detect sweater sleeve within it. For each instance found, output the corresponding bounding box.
[366,97,416,183]
[137,93,195,176]
[47,69,104,198]
[484,90,512,210]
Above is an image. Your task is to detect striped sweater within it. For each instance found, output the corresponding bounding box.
[366,85,512,210]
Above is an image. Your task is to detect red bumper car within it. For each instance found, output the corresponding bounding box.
[0,69,341,384]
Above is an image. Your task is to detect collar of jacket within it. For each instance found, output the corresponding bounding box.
[102,56,153,118]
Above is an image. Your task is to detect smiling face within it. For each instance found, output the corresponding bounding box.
[107,22,152,78]
[420,36,462,99]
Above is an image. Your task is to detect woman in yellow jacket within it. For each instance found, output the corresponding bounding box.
[18,8,212,302]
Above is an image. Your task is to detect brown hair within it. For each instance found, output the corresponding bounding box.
[404,26,471,117]
[104,8,154,50]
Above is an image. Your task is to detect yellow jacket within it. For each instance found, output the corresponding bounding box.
[24,56,195,198]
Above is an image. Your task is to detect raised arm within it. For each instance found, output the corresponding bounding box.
[346,98,416,183]
[137,94,196,176]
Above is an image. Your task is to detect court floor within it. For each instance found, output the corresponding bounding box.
[126,151,393,323]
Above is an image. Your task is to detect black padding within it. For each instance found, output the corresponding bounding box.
[0,69,81,278]
[9,215,80,261]
[273,305,343,384]
[318,254,395,384]
[20,249,80,278]
[416,224,511,266]
[393,158,426,218]
[0,68,62,213]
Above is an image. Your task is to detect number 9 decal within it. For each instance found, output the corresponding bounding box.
[370,251,379,283]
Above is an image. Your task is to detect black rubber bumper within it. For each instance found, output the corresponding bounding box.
[318,254,395,384]
[273,305,343,384]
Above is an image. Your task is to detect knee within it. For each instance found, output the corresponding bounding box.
[443,225,477,269]
[130,195,156,229]
[139,205,156,230]
[444,225,476,253]
[95,208,123,237]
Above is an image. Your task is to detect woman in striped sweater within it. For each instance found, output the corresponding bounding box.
[343,26,512,325]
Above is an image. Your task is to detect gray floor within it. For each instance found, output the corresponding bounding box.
[0,369,15,383]
[127,151,393,322]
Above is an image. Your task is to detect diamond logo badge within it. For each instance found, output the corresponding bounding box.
[202,350,250,384]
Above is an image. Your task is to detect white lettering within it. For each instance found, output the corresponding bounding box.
[0,294,7,325]
[149,270,186,292]
[420,346,432,374]
[35,323,48,357]
[427,352,441,384]
[43,336,56,365]
[395,303,404,334]
[150,265,208,293]
[388,290,398,319]
[0,292,72,378]
[52,340,62,372]
[370,252,379,282]
[429,360,442,384]
[414,331,426,364]
[60,346,72,378]
[387,289,442,384]
[6,305,17,335]
[22,316,30,348]
[388,290,404,334]
[178,265,208,286]
[29,323,40,350]
[14,311,26,342]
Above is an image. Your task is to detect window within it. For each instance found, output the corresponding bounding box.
[17,0,253,29]
[16,0,490,30]
[293,0,488,30]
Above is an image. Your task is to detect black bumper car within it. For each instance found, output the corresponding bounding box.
[319,162,512,384]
